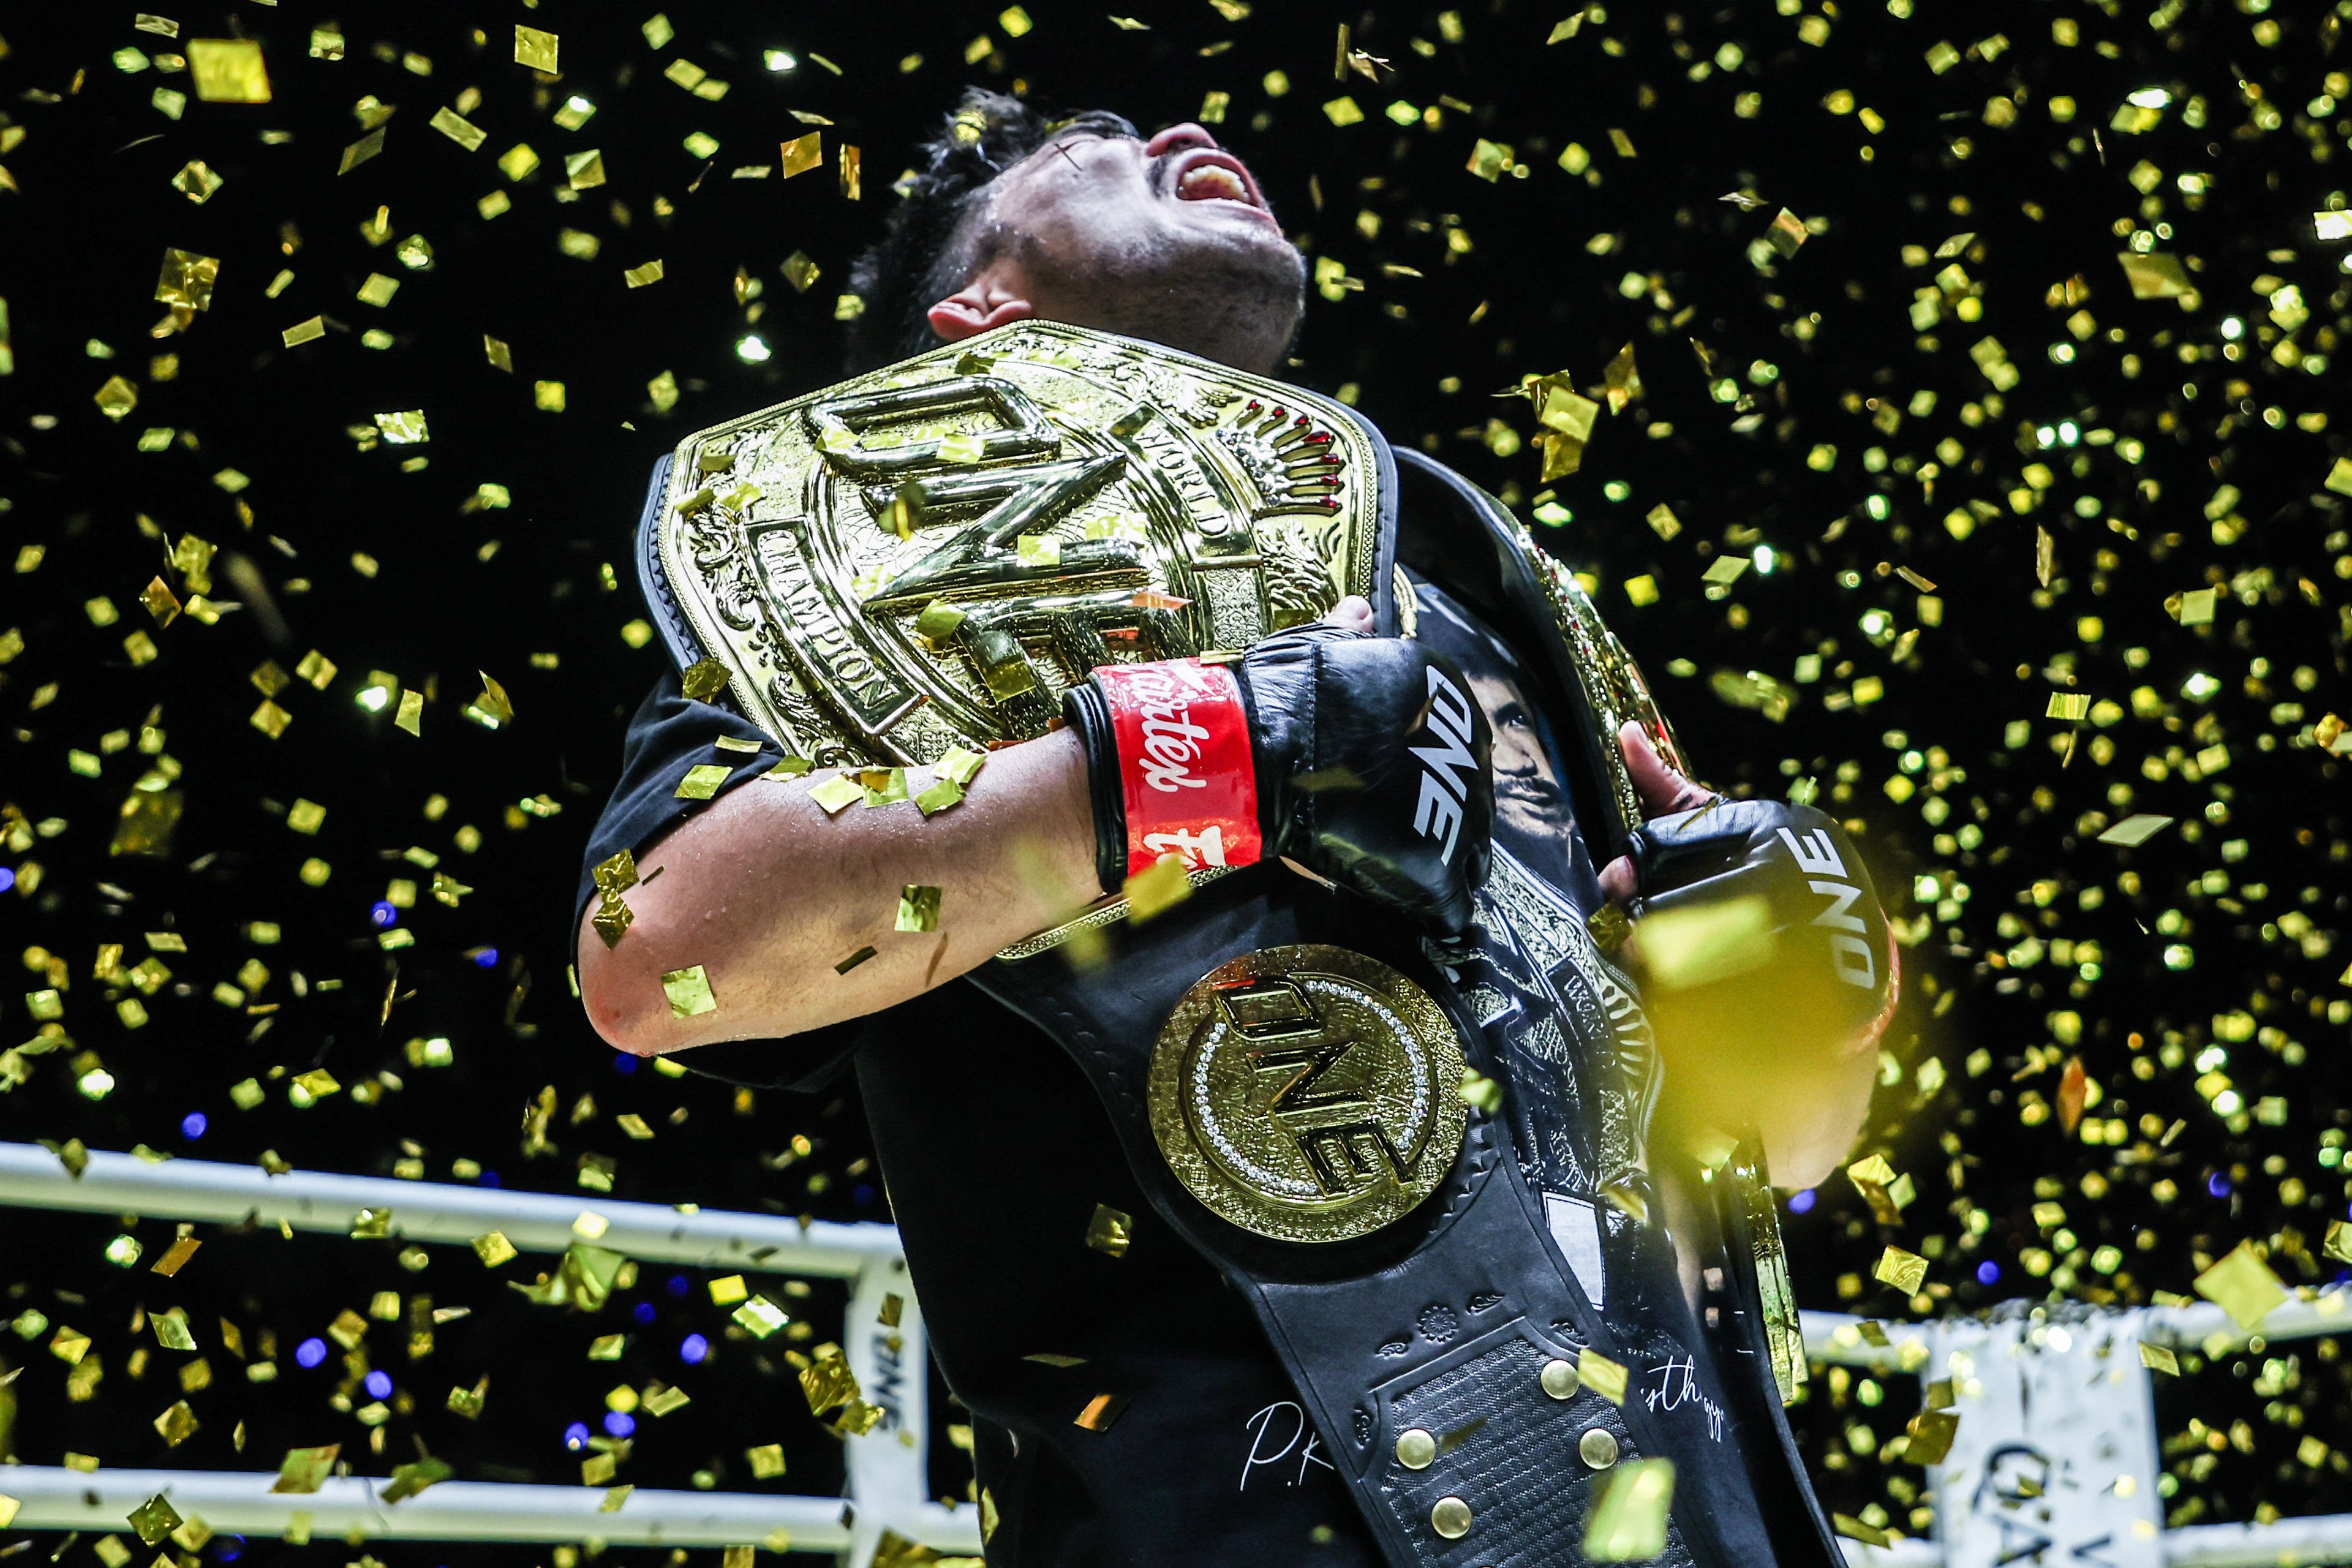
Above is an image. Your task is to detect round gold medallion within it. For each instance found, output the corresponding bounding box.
[1148,946,1470,1245]
[1430,1496,1474,1540]
[1580,1427,1621,1469]
[1395,1428,1438,1470]
[1540,1358,1581,1400]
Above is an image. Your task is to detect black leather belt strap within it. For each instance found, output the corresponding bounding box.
[971,870,1697,1568]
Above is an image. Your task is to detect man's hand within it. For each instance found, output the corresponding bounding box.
[1597,723,1893,1188]
[1597,722,1716,903]
[1061,598,1494,940]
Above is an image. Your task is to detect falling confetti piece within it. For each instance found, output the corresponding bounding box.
[660,964,718,1017]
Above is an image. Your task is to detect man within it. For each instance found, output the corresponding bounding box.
[577,90,1892,1567]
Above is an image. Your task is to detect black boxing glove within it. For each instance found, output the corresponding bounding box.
[1626,798,1899,1051]
[1062,626,1494,940]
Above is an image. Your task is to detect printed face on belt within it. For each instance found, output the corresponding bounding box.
[1470,673,1570,843]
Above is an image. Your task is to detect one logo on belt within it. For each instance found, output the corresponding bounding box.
[1776,825,1877,989]
[1148,945,1469,1245]
[1235,989,1411,1197]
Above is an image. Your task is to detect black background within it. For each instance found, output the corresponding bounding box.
[3,0,2351,1558]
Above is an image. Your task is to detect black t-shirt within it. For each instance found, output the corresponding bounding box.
[1409,578,1777,1568]
[574,671,1382,1566]
[576,590,1779,1567]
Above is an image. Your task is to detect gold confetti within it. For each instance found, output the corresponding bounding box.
[1123,853,1191,921]
[95,375,140,421]
[1767,208,1807,257]
[339,128,386,175]
[798,1346,861,1415]
[1834,1513,1893,1548]
[1634,894,1774,989]
[127,1495,184,1545]
[1873,1245,1929,1296]
[471,1231,518,1266]
[514,25,560,72]
[1583,1458,1674,1561]
[2139,1341,2180,1375]
[154,248,219,311]
[674,763,731,799]
[2056,1055,2089,1133]
[679,657,731,701]
[808,774,865,814]
[1844,1155,1913,1225]
[187,39,270,103]
[2193,1240,2286,1332]
[2116,251,2192,300]
[661,964,718,1017]
[154,1400,199,1445]
[835,944,877,974]
[733,1296,787,1337]
[896,883,943,933]
[429,107,486,151]
[1904,1408,1960,1465]
[2097,813,2173,847]
[1577,1346,1629,1405]
[1073,1392,1129,1432]
[151,1236,202,1276]
[624,259,666,287]
[781,132,822,177]
[1084,1204,1133,1257]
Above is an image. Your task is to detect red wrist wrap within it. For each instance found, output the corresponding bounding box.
[1093,659,1264,879]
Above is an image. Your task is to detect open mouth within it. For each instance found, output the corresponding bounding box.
[1167,148,1274,219]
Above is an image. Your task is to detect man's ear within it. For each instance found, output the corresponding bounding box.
[926,270,1034,342]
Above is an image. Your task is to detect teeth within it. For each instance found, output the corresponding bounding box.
[1178,165,1249,203]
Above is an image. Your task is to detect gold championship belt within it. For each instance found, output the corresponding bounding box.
[654,320,1380,773]
[1149,946,1468,1245]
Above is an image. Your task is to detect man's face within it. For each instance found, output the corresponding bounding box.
[957,121,1306,373]
[1471,673,1571,842]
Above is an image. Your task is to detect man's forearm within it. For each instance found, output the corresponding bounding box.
[578,729,1101,1054]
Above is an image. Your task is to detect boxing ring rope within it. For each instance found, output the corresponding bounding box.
[0,1143,970,1564]
[2,1143,2348,1566]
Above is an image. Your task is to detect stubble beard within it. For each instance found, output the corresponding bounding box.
[1030,227,1306,376]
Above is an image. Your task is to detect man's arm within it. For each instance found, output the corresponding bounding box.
[581,597,1391,1057]
[579,728,1099,1055]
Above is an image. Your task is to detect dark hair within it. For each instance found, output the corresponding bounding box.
[845,88,1136,372]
